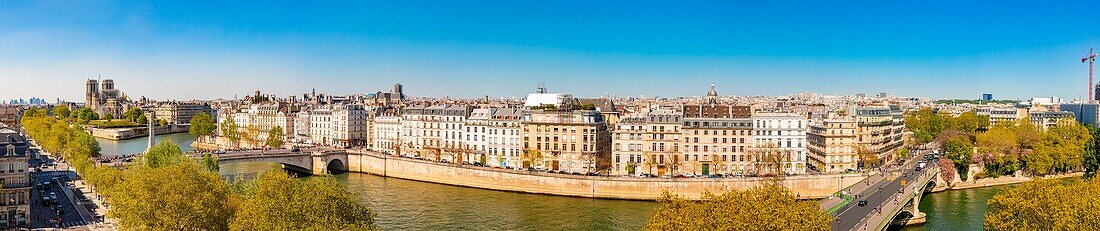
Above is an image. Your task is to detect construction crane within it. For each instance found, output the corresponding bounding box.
[1085,48,1097,103]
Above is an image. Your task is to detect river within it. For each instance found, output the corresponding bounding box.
[100,134,1005,230]
[95,132,197,155]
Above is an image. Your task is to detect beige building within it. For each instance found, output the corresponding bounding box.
[153,101,212,124]
[681,116,754,176]
[332,104,368,147]
[0,127,28,228]
[521,109,611,174]
[226,102,296,148]
[851,105,905,164]
[612,109,683,176]
[808,119,858,173]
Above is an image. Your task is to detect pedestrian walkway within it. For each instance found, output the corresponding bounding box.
[61,220,89,228]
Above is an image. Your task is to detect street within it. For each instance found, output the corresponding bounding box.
[28,149,91,230]
[833,150,932,231]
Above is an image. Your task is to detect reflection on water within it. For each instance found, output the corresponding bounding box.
[900,185,1010,231]
[95,132,197,156]
[122,135,1007,231]
[217,162,657,231]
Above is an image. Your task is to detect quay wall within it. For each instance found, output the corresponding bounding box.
[90,124,189,140]
[344,151,863,200]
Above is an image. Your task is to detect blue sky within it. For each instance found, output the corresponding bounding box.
[1,1,1098,101]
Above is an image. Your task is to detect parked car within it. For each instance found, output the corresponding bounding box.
[857,200,868,206]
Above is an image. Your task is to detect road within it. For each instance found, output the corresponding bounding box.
[832,150,933,231]
[28,149,92,229]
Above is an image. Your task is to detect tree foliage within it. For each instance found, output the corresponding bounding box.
[220,119,240,146]
[265,126,285,148]
[189,113,216,138]
[21,113,378,230]
[230,170,376,231]
[123,108,143,122]
[143,141,185,169]
[643,183,828,231]
[985,178,1100,231]
[109,162,236,230]
[52,105,71,118]
[1085,125,1100,178]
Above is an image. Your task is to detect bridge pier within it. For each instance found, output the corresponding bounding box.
[903,191,926,226]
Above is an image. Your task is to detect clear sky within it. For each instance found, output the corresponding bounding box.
[1,1,1098,102]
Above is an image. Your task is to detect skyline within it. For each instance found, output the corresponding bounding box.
[2,1,1099,101]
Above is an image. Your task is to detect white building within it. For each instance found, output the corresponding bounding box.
[332,104,368,147]
[372,109,403,155]
[465,108,523,168]
[310,107,334,146]
[752,112,808,175]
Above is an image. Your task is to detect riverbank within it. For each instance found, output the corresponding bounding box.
[945,172,1082,191]
[344,150,865,200]
[89,124,189,140]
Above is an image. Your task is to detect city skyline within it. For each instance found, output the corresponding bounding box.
[2,1,1099,101]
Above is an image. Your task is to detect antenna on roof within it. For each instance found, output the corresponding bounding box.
[536,82,547,94]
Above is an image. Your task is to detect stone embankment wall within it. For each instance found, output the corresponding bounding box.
[90,124,189,140]
[345,151,864,200]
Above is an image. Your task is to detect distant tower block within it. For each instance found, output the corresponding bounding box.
[393,83,404,99]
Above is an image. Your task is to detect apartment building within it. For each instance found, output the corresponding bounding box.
[611,109,684,176]
[227,102,296,148]
[0,127,28,228]
[309,107,334,146]
[465,108,523,168]
[752,112,808,175]
[372,109,402,155]
[1030,111,1075,130]
[332,104,368,147]
[682,116,753,176]
[808,119,858,173]
[521,109,610,174]
[976,106,1026,126]
[851,105,905,164]
[152,101,213,124]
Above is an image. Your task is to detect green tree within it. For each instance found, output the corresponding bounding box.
[521,149,544,169]
[108,162,235,230]
[157,118,169,126]
[265,126,285,148]
[643,182,828,231]
[123,108,143,122]
[189,113,217,141]
[220,119,240,147]
[136,114,148,125]
[101,112,115,120]
[143,141,184,169]
[1086,125,1100,178]
[984,178,1100,230]
[943,135,974,179]
[52,105,71,118]
[202,153,220,172]
[230,170,376,230]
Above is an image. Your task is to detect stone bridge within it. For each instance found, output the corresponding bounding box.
[855,164,941,231]
[216,149,349,175]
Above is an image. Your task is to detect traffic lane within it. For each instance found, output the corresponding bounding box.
[30,171,84,228]
[833,159,924,230]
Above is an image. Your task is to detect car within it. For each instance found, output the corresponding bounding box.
[41,196,50,206]
[42,182,51,190]
[214,150,226,154]
[586,172,599,176]
[857,200,868,206]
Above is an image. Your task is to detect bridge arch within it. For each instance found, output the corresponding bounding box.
[327,158,347,174]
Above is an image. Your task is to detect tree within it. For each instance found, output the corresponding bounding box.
[143,141,184,169]
[265,126,285,148]
[230,170,376,230]
[521,149,544,169]
[136,114,148,125]
[853,145,880,170]
[123,108,143,122]
[1086,125,1100,178]
[101,112,115,120]
[752,143,787,177]
[189,113,217,141]
[72,107,98,123]
[643,183,829,231]
[157,118,169,126]
[202,153,220,172]
[984,178,1100,230]
[219,119,240,147]
[52,105,71,119]
[976,126,1021,177]
[108,162,235,230]
[943,134,974,179]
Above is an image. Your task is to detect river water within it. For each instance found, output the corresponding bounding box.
[101,134,1005,230]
